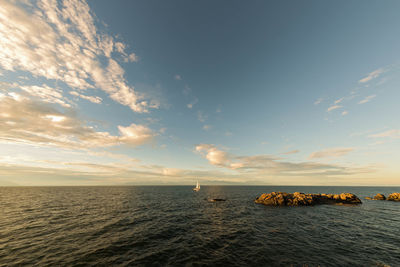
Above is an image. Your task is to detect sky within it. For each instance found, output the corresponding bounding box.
[0,0,400,186]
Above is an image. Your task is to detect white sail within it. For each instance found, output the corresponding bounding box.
[193,181,200,191]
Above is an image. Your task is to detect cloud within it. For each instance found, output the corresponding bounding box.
[342,111,348,116]
[20,84,72,107]
[327,105,342,112]
[282,150,299,155]
[358,95,376,104]
[359,68,384,83]
[187,97,198,109]
[334,98,344,104]
[0,0,152,112]
[0,94,154,149]
[314,98,323,105]
[203,125,211,131]
[70,91,102,104]
[174,74,182,80]
[195,144,363,177]
[196,144,230,167]
[309,147,354,159]
[118,123,154,145]
[369,130,400,139]
[114,42,138,63]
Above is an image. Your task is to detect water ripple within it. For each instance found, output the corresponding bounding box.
[0,186,400,266]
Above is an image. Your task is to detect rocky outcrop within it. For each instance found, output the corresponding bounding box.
[387,193,400,201]
[255,192,362,206]
[373,193,386,200]
[366,193,386,200]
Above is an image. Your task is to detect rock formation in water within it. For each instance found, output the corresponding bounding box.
[366,193,386,200]
[374,193,386,200]
[387,193,400,201]
[255,192,362,206]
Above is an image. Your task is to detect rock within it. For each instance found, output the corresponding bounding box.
[373,193,386,200]
[365,197,373,200]
[255,192,362,206]
[387,193,400,201]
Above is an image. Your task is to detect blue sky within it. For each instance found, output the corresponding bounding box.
[0,0,399,185]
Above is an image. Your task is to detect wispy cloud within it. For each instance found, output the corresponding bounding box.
[115,42,138,62]
[196,144,365,177]
[282,150,299,155]
[174,74,182,80]
[70,91,102,104]
[327,105,342,112]
[314,98,323,105]
[358,94,376,104]
[0,93,155,149]
[0,0,153,112]
[309,147,354,159]
[369,130,400,139]
[334,97,344,104]
[359,68,384,83]
[342,111,348,116]
[20,84,72,107]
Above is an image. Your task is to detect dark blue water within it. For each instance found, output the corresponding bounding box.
[1,186,400,266]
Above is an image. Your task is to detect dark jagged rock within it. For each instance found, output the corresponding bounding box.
[255,192,362,206]
[387,193,400,201]
[373,193,386,200]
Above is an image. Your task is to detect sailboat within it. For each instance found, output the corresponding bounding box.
[193,181,200,191]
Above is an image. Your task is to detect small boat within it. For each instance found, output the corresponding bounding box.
[193,181,200,191]
[207,198,226,202]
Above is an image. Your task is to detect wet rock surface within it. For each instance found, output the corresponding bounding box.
[255,192,362,206]
[387,193,400,201]
[373,193,386,200]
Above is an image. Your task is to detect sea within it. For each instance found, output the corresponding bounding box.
[0,186,400,267]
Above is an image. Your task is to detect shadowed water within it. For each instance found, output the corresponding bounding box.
[1,186,400,266]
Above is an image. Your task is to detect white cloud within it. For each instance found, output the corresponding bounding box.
[0,0,152,112]
[359,68,384,83]
[334,97,344,104]
[283,150,299,155]
[0,94,154,149]
[118,124,154,145]
[342,111,348,116]
[70,91,102,104]
[314,98,323,105]
[20,84,71,107]
[358,95,376,104]
[195,144,230,167]
[174,74,182,80]
[309,147,354,159]
[195,144,366,177]
[327,105,342,112]
[115,42,138,62]
[369,130,400,139]
[126,53,138,62]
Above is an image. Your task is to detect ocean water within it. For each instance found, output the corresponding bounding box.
[1,186,400,267]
